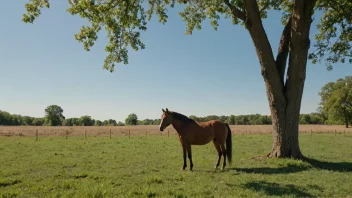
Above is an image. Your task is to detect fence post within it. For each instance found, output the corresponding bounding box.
[146,130,147,138]
[344,129,346,136]
[129,129,130,139]
[334,130,336,136]
[110,129,112,139]
[36,129,39,141]
[310,129,312,136]
[85,130,87,139]
[66,130,68,140]
[168,130,169,138]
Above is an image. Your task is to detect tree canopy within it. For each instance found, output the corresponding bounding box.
[44,105,65,126]
[125,113,138,125]
[319,76,352,127]
[22,0,352,72]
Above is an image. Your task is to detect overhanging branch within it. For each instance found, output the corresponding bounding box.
[259,0,270,14]
[223,0,246,21]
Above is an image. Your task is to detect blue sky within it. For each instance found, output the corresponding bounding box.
[0,1,351,122]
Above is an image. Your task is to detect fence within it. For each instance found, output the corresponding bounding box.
[0,125,351,139]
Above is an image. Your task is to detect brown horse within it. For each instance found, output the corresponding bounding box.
[159,108,232,171]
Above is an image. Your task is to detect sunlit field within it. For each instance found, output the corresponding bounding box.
[1,126,351,197]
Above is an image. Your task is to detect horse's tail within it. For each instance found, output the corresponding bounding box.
[225,123,232,165]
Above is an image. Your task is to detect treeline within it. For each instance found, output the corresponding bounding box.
[0,110,45,126]
[0,110,160,126]
[0,109,329,126]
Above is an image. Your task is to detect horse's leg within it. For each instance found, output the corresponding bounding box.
[220,144,227,170]
[213,140,222,169]
[186,144,193,171]
[181,144,187,171]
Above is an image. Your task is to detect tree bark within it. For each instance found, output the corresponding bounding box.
[344,113,349,128]
[242,0,317,159]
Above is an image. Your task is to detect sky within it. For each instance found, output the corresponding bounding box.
[0,1,351,122]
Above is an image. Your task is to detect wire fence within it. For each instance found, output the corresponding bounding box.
[1,125,351,140]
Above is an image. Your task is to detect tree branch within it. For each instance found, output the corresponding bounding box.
[259,0,270,14]
[243,0,286,105]
[275,18,292,84]
[223,0,246,21]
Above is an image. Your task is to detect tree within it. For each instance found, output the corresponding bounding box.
[79,115,94,126]
[152,119,161,125]
[94,120,103,126]
[32,118,44,126]
[44,105,65,126]
[319,76,352,128]
[299,114,312,124]
[117,121,125,126]
[108,119,118,126]
[225,115,235,125]
[125,113,138,125]
[0,110,13,125]
[22,0,352,158]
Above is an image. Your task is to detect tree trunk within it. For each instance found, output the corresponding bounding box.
[344,113,349,128]
[243,0,317,159]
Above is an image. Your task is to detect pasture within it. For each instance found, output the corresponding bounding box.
[0,126,352,197]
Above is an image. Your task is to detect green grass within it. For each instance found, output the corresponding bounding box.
[0,134,351,198]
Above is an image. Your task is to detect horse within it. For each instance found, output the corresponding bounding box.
[159,108,232,171]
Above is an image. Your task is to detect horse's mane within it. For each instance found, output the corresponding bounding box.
[170,111,196,124]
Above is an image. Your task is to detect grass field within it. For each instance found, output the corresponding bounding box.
[1,127,352,197]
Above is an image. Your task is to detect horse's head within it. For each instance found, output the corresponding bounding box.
[159,108,172,132]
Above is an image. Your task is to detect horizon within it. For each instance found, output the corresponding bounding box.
[1,1,351,123]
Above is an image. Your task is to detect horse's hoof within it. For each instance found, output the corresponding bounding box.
[181,167,186,171]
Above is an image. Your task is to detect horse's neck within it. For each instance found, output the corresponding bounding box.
[171,120,187,134]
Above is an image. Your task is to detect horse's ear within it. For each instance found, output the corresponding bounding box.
[162,108,165,113]
[165,108,169,113]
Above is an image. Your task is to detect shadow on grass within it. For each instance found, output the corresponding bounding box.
[231,157,352,174]
[242,181,313,197]
[233,163,310,174]
[303,157,352,172]
[0,179,21,187]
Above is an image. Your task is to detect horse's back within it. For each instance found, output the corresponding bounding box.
[187,120,228,145]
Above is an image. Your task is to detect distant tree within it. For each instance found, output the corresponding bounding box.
[299,114,312,124]
[152,119,161,125]
[125,113,138,125]
[256,115,271,125]
[225,115,235,125]
[32,118,44,126]
[94,120,102,126]
[108,119,117,126]
[319,76,352,128]
[206,115,219,121]
[141,119,153,125]
[44,105,65,126]
[116,121,125,126]
[218,115,228,123]
[309,113,324,124]
[22,116,33,125]
[0,111,13,125]
[79,115,94,126]
[72,118,80,126]
[102,120,109,126]
[11,114,24,125]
